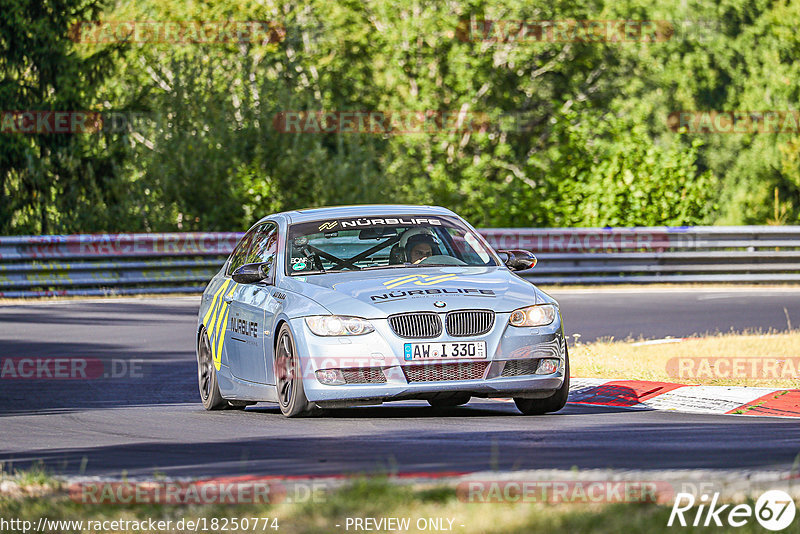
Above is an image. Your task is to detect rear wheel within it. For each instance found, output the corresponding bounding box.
[198,328,227,410]
[514,348,570,415]
[275,324,316,417]
[427,394,471,408]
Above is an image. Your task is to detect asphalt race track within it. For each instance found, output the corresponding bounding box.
[1,288,800,479]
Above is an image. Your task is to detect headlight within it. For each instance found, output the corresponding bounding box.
[305,316,375,336]
[508,304,557,327]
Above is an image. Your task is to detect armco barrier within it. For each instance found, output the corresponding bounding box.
[0,226,799,297]
[0,233,240,298]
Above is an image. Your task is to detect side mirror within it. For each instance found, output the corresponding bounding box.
[498,249,537,271]
[232,262,270,284]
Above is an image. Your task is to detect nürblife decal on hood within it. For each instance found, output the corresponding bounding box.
[371,273,496,301]
[382,273,459,289]
[370,287,496,302]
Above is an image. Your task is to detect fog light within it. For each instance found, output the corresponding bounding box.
[535,359,560,375]
[316,369,345,385]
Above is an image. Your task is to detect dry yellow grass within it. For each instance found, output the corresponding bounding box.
[570,331,800,387]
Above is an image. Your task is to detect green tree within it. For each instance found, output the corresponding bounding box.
[0,0,128,233]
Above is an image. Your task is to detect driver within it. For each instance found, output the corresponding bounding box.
[405,234,436,264]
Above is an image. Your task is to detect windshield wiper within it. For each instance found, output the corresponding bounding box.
[360,263,421,271]
[292,268,369,275]
[294,263,436,274]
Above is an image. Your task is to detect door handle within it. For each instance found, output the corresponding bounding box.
[223,296,234,303]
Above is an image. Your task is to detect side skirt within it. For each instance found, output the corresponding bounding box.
[217,366,279,403]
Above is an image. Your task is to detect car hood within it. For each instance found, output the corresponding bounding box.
[279,266,549,318]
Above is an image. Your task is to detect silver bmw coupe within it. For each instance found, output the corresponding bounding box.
[196,205,568,417]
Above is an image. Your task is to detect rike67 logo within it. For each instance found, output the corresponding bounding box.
[668,490,796,530]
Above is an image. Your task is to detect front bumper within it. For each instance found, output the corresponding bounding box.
[289,311,567,404]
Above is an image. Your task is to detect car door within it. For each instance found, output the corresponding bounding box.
[204,225,259,373]
[225,222,279,384]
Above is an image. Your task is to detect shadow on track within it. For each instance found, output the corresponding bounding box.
[2,415,799,479]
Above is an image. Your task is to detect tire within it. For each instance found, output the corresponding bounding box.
[427,394,471,408]
[198,328,228,410]
[275,324,316,417]
[513,347,570,415]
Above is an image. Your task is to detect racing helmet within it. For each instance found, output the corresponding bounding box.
[388,228,439,264]
[399,227,436,249]
[400,228,440,262]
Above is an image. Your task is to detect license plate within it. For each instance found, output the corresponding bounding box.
[404,341,486,361]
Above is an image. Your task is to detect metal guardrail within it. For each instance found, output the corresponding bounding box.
[0,227,799,297]
[482,226,800,285]
[0,233,240,298]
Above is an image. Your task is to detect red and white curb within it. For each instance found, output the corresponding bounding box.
[569,378,800,418]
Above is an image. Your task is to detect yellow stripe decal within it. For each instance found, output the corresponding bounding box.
[206,297,223,342]
[383,275,419,289]
[214,305,230,370]
[207,299,223,345]
[204,280,232,369]
[213,300,229,350]
[208,281,232,343]
[208,280,235,368]
[203,280,230,326]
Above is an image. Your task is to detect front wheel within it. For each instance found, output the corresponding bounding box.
[514,348,570,415]
[275,324,316,417]
[198,328,227,410]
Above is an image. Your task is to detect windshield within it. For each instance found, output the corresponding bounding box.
[286,215,498,275]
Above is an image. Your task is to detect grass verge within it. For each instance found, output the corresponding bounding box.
[0,475,787,534]
[570,330,800,387]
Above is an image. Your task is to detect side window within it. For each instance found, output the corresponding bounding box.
[226,225,261,276]
[246,223,278,280]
